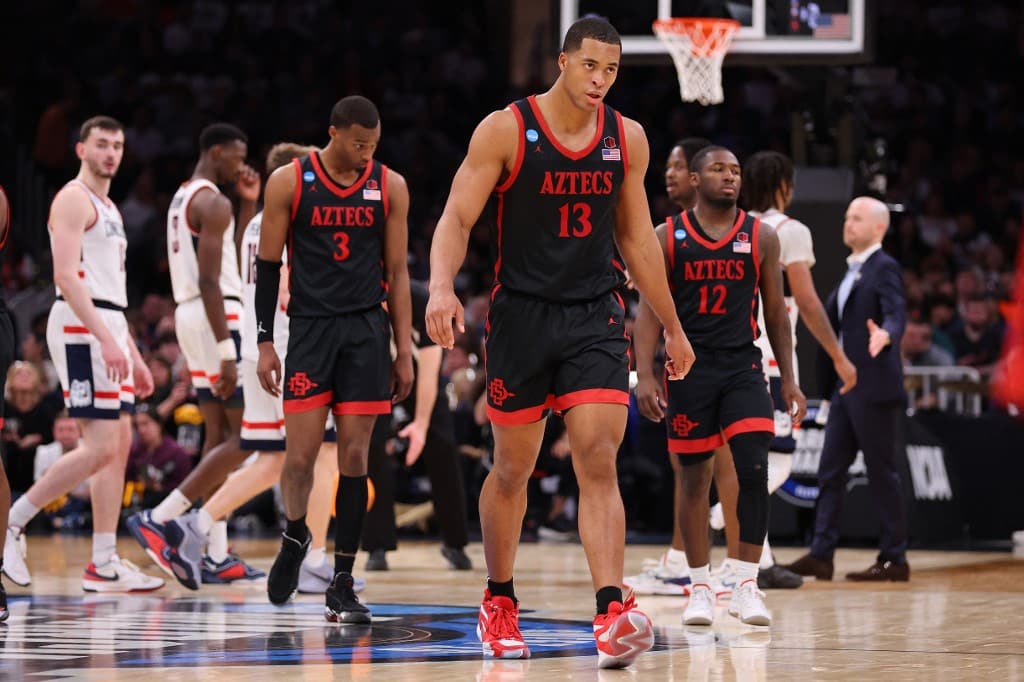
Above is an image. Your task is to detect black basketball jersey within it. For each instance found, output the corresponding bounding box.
[668,208,762,349]
[287,153,388,317]
[490,96,626,302]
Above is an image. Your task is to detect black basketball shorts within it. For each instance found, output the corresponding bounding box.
[484,286,630,426]
[664,345,774,456]
[283,306,392,416]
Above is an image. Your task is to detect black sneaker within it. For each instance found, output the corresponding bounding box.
[440,545,472,570]
[0,574,8,623]
[267,531,311,605]
[757,563,804,589]
[365,549,388,571]
[325,572,372,624]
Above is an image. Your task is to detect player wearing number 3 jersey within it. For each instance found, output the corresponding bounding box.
[255,96,413,622]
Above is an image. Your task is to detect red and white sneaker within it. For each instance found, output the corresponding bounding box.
[82,557,166,593]
[593,591,654,669]
[477,590,530,659]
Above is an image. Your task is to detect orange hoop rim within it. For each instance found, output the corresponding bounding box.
[653,17,740,53]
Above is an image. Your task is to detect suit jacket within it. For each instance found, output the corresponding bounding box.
[818,248,907,403]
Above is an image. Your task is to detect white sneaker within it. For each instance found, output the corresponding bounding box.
[298,560,365,594]
[728,580,771,626]
[2,527,30,587]
[82,556,166,593]
[683,584,715,626]
[712,559,738,599]
[623,553,691,595]
[709,502,725,531]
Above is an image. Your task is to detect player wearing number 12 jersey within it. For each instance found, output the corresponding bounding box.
[255,96,413,621]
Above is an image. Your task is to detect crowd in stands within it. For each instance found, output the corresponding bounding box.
[1,0,1020,538]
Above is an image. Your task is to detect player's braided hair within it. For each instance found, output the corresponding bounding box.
[741,151,793,212]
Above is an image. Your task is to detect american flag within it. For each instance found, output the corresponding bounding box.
[813,13,850,39]
[602,148,621,161]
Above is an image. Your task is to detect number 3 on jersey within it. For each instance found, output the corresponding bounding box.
[558,201,592,238]
[698,284,727,314]
[332,231,351,261]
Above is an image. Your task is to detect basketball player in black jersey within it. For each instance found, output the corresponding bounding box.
[255,96,414,622]
[0,185,13,621]
[426,18,694,669]
[635,146,806,628]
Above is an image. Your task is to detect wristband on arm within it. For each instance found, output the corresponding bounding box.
[254,257,282,344]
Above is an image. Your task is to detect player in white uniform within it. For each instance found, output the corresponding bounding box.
[126,123,264,585]
[2,116,163,592]
[160,143,358,593]
[714,150,857,588]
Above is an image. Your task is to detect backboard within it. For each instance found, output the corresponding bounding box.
[561,0,869,61]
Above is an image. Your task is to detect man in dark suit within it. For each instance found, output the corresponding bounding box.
[785,196,910,581]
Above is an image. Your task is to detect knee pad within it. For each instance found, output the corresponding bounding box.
[767,452,793,494]
[729,432,771,545]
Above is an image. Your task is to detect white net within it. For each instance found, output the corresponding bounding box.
[653,19,740,106]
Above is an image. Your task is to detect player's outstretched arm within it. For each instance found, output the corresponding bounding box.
[426,110,517,349]
[613,118,694,379]
[254,164,295,396]
[759,224,806,422]
[384,168,414,403]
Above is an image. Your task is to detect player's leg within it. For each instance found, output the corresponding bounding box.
[360,417,396,570]
[711,443,741,590]
[301,441,342,593]
[0,310,15,616]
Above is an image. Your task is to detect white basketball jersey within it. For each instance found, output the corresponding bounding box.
[167,178,243,304]
[239,211,289,361]
[52,180,127,308]
[753,208,815,380]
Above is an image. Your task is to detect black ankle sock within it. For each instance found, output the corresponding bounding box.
[487,578,517,603]
[596,585,623,615]
[334,552,355,575]
[285,515,308,543]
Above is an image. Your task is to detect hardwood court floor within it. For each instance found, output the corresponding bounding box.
[3,535,1023,680]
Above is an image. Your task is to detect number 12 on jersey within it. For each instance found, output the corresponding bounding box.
[698,284,727,314]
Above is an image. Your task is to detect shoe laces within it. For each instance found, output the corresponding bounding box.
[485,598,523,641]
[736,580,765,601]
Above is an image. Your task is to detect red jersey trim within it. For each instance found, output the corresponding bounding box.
[614,111,629,175]
[552,388,629,412]
[182,182,213,237]
[493,193,505,281]
[526,95,604,161]
[309,152,373,199]
[487,399,552,426]
[495,104,526,194]
[381,165,390,219]
[722,417,775,440]
[750,216,763,341]
[289,158,303,223]
[63,325,90,334]
[0,184,9,251]
[333,400,392,416]
[669,434,725,453]
[666,216,676,272]
[242,420,286,430]
[681,208,747,251]
[283,391,333,414]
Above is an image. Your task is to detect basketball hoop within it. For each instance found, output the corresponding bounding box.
[653,18,740,106]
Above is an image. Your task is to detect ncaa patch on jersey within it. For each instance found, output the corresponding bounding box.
[675,229,687,241]
[525,128,539,143]
[733,241,751,253]
[303,171,315,183]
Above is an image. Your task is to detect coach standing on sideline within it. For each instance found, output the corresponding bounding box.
[785,196,911,582]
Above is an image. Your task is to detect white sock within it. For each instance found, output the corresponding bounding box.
[718,557,736,575]
[691,564,711,589]
[152,489,191,524]
[759,538,775,569]
[196,508,214,535]
[92,533,118,567]
[9,497,40,530]
[207,520,229,563]
[304,546,327,569]
[767,452,792,494]
[666,547,689,571]
[733,560,759,587]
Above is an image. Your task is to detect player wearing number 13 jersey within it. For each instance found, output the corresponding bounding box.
[255,96,413,621]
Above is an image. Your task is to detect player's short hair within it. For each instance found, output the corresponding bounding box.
[742,151,794,212]
[674,137,713,164]
[199,123,248,151]
[562,16,621,53]
[266,143,318,173]
[689,145,732,173]
[79,115,123,142]
[330,96,380,130]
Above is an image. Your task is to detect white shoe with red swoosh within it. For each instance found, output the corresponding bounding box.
[82,556,166,593]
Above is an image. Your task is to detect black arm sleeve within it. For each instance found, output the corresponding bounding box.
[254,257,282,344]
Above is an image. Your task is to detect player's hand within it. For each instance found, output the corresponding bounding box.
[99,336,130,384]
[425,287,464,350]
[214,359,238,399]
[236,163,261,202]
[133,358,155,400]
[782,379,807,424]
[663,327,695,380]
[867,319,891,358]
[257,343,282,397]
[833,353,858,395]
[398,419,428,467]
[636,374,667,422]
[391,353,414,403]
